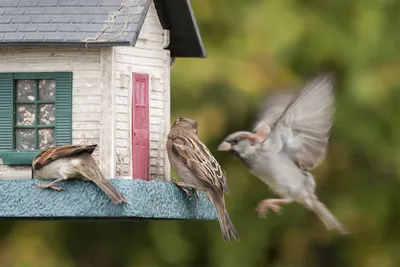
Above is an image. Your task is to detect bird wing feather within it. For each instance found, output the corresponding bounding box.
[254,74,335,169]
[32,144,97,170]
[170,136,229,194]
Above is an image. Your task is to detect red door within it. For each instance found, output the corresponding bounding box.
[132,73,150,180]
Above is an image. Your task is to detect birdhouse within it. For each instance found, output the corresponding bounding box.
[0,0,216,220]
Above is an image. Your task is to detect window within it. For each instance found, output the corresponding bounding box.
[15,79,56,150]
[0,72,72,165]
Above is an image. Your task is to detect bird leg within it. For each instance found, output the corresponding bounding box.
[171,178,200,200]
[256,198,292,218]
[35,177,66,191]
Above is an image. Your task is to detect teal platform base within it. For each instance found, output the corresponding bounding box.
[0,179,217,220]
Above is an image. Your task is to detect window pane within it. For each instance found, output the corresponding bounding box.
[16,104,35,126]
[16,80,36,101]
[38,79,56,101]
[38,128,55,149]
[15,129,35,150]
[38,104,55,125]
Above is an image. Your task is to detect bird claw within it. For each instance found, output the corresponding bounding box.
[35,183,64,192]
[193,190,200,201]
[256,199,284,218]
[171,178,199,200]
[172,178,192,200]
[182,188,192,200]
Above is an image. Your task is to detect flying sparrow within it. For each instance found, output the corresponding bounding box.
[218,74,349,235]
[167,117,239,241]
[32,144,128,205]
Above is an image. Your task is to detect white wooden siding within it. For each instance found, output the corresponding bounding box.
[114,1,171,180]
[0,47,102,178]
[0,1,172,181]
[99,47,115,179]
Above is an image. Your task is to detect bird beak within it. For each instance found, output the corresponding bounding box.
[218,141,232,151]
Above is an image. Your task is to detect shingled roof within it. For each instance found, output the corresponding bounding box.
[0,0,206,58]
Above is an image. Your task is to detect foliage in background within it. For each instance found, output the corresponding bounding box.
[1,0,400,266]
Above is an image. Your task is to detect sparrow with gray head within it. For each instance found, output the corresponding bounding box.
[32,144,128,205]
[167,117,239,241]
[218,74,349,235]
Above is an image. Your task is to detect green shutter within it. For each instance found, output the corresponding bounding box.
[0,73,13,152]
[55,72,72,145]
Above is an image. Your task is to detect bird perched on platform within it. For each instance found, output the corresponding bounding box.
[32,144,128,205]
[218,74,348,235]
[166,117,239,241]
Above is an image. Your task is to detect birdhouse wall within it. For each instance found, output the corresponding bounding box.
[112,2,171,180]
[0,2,171,181]
[0,46,103,179]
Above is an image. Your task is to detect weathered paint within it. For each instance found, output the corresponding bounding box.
[99,47,115,178]
[114,1,170,180]
[0,1,171,181]
[132,73,150,180]
[0,47,102,178]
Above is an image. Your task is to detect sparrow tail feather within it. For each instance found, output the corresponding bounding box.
[207,192,239,242]
[224,209,239,241]
[79,155,128,205]
[311,200,349,235]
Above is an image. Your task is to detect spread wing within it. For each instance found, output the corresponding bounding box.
[170,136,229,194]
[254,74,335,169]
[32,144,97,170]
[276,74,335,169]
[253,92,297,134]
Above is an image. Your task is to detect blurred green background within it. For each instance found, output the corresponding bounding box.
[1,0,400,266]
